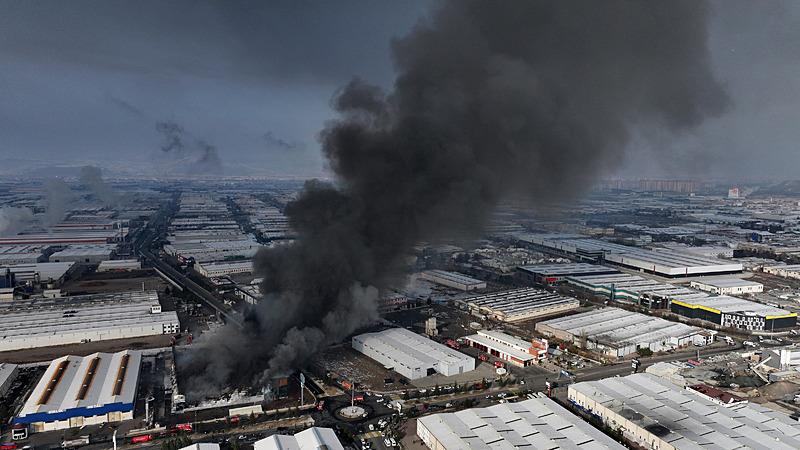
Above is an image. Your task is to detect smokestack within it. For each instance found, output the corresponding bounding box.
[178,0,728,400]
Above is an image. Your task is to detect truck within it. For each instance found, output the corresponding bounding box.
[493,361,505,369]
[723,336,735,345]
[10,426,27,441]
[478,354,489,362]
[444,339,461,350]
[130,435,154,444]
[62,436,91,448]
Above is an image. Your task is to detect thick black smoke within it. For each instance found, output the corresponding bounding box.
[155,120,223,174]
[179,0,728,399]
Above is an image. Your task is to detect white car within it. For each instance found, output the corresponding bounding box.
[384,438,392,447]
[390,438,397,446]
[369,424,375,431]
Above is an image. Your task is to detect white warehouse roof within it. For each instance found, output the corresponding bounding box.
[570,373,800,450]
[417,394,624,449]
[17,350,141,424]
[0,290,179,352]
[254,427,344,450]
[537,307,704,350]
[353,328,474,376]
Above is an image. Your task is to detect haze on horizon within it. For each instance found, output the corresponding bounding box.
[0,0,799,181]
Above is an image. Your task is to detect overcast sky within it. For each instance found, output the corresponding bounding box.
[1,0,799,180]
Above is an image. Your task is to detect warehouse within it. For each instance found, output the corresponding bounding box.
[97,259,141,272]
[457,288,579,322]
[352,328,475,380]
[0,229,126,246]
[254,427,343,450]
[15,350,141,432]
[690,278,764,295]
[520,234,743,277]
[567,273,704,309]
[418,270,487,291]
[49,244,117,264]
[569,373,800,450]
[164,239,259,262]
[516,263,618,285]
[0,262,75,285]
[670,294,796,331]
[535,307,706,358]
[763,264,800,279]
[763,346,800,370]
[0,291,179,352]
[0,244,48,264]
[417,393,624,450]
[195,260,253,277]
[0,363,19,397]
[463,330,547,367]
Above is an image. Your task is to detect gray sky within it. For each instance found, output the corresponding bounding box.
[0,0,798,180]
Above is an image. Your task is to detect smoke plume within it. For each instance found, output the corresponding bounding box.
[0,207,34,236]
[42,178,74,226]
[179,0,728,399]
[79,166,118,206]
[155,120,223,174]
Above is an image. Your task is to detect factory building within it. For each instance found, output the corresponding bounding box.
[463,330,547,367]
[569,373,800,450]
[0,229,127,246]
[164,239,259,262]
[418,270,487,291]
[566,273,704,309]
[195,260,253,278]
[49,244,117,264]
[0,363,19,397]
[416,394,624,450]
[690,278,763,295]
[457,288,579,323]
[15,350,141,432]
[97,259,141,272]
[0,291,179,352]
[670,294,796,331]
[763,346,800,370]
[763,264,800,279]
[254,427,344,450]
[516,263,618,286]
[536,308,707,358]
[0,245,49,264]
[518,234,743,277]
[352,328,475,380]
[1,262,75,286]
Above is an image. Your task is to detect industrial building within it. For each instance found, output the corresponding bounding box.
[97,259,141,272]
[0,291,179,352]
[535,308,707,358]
[516,262,618,285]
[566,273,704,309]
[0,244,48,264]
[763,264,800,279]
[463,330,547,367]
[416,394,624,450]
[195,260,253,277]
[457,288,579,323]
[518,234,743,277]
[569,373,800,450]
[254,427,344,450]
[670,294,796,331]
[418,270,487,291]
[0,261,75,285]
[352,328,475,380]
[690,278,764,295]
[49,244,117,264]
[164,239,259,262]
[763,346,800,370]
[15,350,141,432]
[0,363,19,397]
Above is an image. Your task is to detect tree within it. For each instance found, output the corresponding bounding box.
[637,346,653,357]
